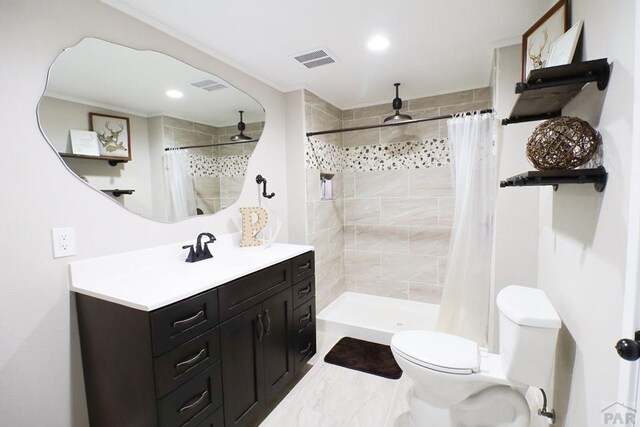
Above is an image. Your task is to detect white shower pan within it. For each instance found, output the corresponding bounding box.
[317,292,439,345]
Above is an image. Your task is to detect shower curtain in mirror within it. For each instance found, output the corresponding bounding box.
[436,112,495,347]
[163,149,197,221]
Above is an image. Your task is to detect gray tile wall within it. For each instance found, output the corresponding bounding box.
[304,90,346,312]
[343,167,453,303]
[160,115,263,215]
[304,87,491,307]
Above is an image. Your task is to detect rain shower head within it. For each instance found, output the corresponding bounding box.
[383,83,412,124]
[230,110,254,142]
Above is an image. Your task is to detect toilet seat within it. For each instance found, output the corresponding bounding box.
[391,331,480,375]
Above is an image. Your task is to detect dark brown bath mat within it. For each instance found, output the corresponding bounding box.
[324,337,402,380]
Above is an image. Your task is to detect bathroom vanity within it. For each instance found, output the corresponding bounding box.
[69,238,315,427]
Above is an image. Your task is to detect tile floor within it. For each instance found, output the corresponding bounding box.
[260,332,413,427]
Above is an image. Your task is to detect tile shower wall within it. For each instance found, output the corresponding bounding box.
[342,88,490,303]
[161,115,262,214]
[304,91,346,312]
[305,88,490,306]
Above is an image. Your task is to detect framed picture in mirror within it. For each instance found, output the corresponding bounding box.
[521,0,569,81]
[89,112,131,159]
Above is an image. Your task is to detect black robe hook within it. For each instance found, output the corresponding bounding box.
[256,174,275,199]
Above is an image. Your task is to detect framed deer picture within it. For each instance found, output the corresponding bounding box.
[89,112,131,160]
[521,0,569,81]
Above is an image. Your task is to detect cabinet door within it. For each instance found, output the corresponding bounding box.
[262,288,294,402]
[220,305,265,427]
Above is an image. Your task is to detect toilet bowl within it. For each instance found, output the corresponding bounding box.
[391,286,561,427]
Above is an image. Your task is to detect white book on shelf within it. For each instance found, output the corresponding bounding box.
[69,129,100,156]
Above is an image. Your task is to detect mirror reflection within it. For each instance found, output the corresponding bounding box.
[38,38,265,222]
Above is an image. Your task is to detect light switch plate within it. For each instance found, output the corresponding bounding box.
[52,227,76,258]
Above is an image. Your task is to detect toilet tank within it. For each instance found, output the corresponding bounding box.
[497,286,561,389]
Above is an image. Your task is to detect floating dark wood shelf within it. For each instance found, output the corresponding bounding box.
[59,152,129,166]
[500,166,607,192]
[101,189,135,197]
[502,59,610,126]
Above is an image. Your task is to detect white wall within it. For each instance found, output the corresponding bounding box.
[535,1,636,426]
[491,44,541,350]
[284,89,308,245]
[0,0,290,425]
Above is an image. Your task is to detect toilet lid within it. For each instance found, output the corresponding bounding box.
[391,331,479,375]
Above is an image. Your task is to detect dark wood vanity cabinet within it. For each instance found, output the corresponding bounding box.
[75,251,315,427]
[220,289,293,427]
[219,252,315,427]
[76,288,224,427]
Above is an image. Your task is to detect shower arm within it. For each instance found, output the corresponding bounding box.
[306,108,494,138]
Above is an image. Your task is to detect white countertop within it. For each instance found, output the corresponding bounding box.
[68,233,314,311]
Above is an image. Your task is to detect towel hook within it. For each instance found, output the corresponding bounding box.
[256,174,275,199]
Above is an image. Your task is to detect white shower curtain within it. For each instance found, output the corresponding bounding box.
[436,112,496,347]
[163,149,197,221]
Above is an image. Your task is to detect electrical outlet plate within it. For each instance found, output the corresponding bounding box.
[52,227,76,258]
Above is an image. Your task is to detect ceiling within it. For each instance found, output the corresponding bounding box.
[44,38,265,127]
[100,0,556,109]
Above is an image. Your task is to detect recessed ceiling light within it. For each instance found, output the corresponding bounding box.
[166,89,183,98]
[367,35,390,51]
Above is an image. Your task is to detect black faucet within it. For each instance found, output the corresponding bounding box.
[183,232,216,263]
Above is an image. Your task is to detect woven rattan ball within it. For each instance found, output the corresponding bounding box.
[526,117,600,170]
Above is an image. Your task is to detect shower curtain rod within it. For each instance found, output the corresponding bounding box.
[305,108,494,138]
[164,139,258,151]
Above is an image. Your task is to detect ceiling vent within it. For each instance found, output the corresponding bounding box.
[190,78,227,92]
[293,49,336,69]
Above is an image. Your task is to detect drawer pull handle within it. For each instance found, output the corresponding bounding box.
[297,262,311,272]
[175,348,206,370]
[298,313,312,324]
[178,390,208,413]
[173,310,205,328]
[256,314,264,341]
[264,310,271,335]
[297,285,312,296]
[299,343,312,354]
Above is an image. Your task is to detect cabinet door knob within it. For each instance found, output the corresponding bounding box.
[264,310,271,335]
[256,314,265,341]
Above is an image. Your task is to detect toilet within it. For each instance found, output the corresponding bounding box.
[391,286,561,427]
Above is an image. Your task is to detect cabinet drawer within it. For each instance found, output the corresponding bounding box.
[195,406,224,427]
[218,260,292,322]
[154,327,221,398]
[295,326,316,373]
[158,363,223,427]
[151,289,219,356]
[292,276,315,308]
[291,252,314,283]
[293,299,315,336]
[293,298,316,373]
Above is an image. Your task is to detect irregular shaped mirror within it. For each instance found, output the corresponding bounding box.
[38,38,265,222]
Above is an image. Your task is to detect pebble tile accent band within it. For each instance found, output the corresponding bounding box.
[305,138,450,172]
[187,153,250,177]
